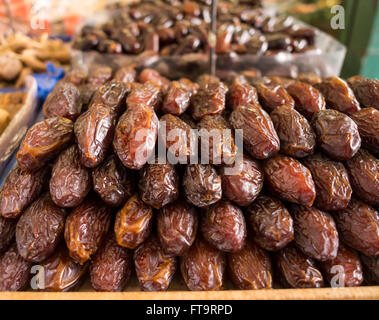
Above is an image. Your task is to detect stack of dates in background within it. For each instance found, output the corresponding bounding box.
[0,65,378,292]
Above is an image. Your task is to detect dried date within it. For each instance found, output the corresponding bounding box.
[227,80,259,109]
[126,82,163,112]
[0,216,16,253]
[360,254,379,285]
[255,82,294,113]
[161,81,192,115]
[347,75,379,110]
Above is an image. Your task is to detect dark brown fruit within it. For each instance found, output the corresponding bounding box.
[229,104,280,159]
[92,155,135,207]
[161,81,192,115]
[126,82,163,112]
[228,239,273,290]
[263,156,316,206]
[157,199,198,256]
[0,243,32,291]
[219,155,264,207]
[114,193,153,249]
[247,195,293,251]
[43,81,83,121]
[201,200,246,253]
[360,254,379,285]
[139,163,179,209]
[347,75,379,110]
[227,81,259,110]
[320,244,363,287]
[17,117,74,171]
[286,81,325,120]
[134,235,177,291]
[87,66,112,89]
[0,166,48,219]
[16,193,66,262]
[90,234,132,292]
[64,196,111,264]
[139,69,169,93]
[314,76,360,114]
[311,109,361,161]
[113,104,158,170]
[0,216,16,253]
[270,105,315,158]
[303,154,352,211]
[114,66,137,86]
[255,82,295,113]
[275,244,324,288]
[290,205,339,261]
[50,145,91,208]
[183,164,222,208]
[335,199,379,257]
[345,149,379,206]
[180,237,226,291]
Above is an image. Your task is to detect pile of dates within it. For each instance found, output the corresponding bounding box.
[0,64,379,292]
[73,0,316,59]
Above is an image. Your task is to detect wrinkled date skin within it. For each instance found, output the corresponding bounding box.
[360,254,379,285]
[311,110,361,161]
[351,108,379,156]
[286,81,326,120]
[347,75,379,110]
[303,154,352,211]
[227,239,273,290]
[263,156,316,206]
[138,163,179,209]
[64,196,111,264]
[0,166,49,218]
[320,244,363,287]
[198,115,237,165]
[275,244,324,288]
[17,117,74,171]
[113,104,158,170]
[314,77,360,114]
[92,155,135,207]
[114,66,137,86]
[247,195,294,251]
[161,81,192,115]
[40,244,88,292]
[183,164,222,208]
[191,81,228,120]
[219,155,264,207]
[229,104,280,159]
[227,81,259,110]
[134,236,177,291]
[335,199,379,257]
[75,104,116,168]
[180,238,226,291]
[16,193,66,263]
[139,69,170,93]
[87,66,113,89]
[255,82,295,113]
[0,216,16,253]
[43,81,83,121]
[114,193,153,249]
[0,243,32,291]
[126,82,163,112]
[201,200,246,253]
[270,105,316,158]
[345,149,379,206]
[290,205,339,261]
[90,234,132,292]
[50,145,91,208]
[160,114,196,163]
[157,199,198,256]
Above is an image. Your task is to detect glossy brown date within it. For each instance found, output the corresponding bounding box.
[290,205,339,261]
[50,145,91,208]
[92,155,135,207]
[114,65,137,86]
[126,82,163,112]
[264,156,316,206]
[275,244,324,288]
[201,200,246,253]
[180,237,226,291]
[227,239,273,290]
[345,149,379,206]
[0,216,16,253]
[139,68,170,93]
[90,234,132,292]
[16,193,66,262]
[270,105,315,158]
[360,254,379,285]
[229,104,280,159]
[17,117,74,171]
[114,193,153,249]
[255,82,295,113]
[134,235,177,291]
[161,81,192,115]
[227,80,259,109]
[303,154,352,211]
[347,75,379,110]
[0,166,49,219]
[64,196,111,264]
[247,195,294,251]
[183,164,222,208]
[157,199,198,256]
[311,110,361,161]
[87,66,113,89]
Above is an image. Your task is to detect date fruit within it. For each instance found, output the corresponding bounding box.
[161,81,192,115]
[114,65,137,86]
[126,82,163,112]
[360,254,379,285]
[255,82,294,113]
[0,216,16,253]
[347,75,379,110]
[227,81,259,109]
